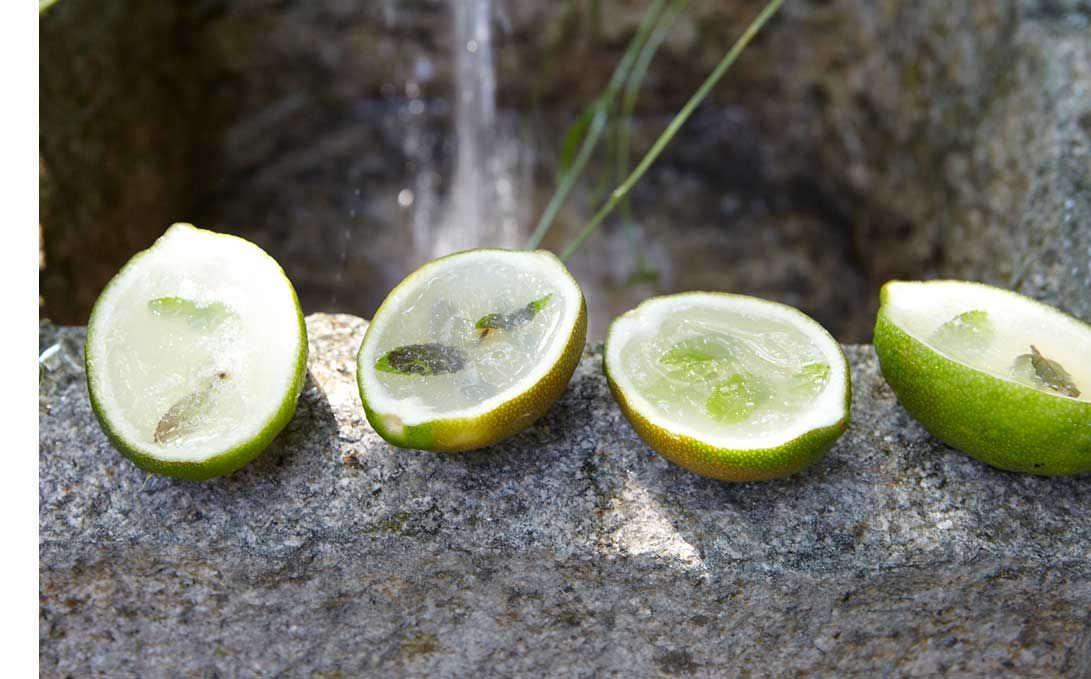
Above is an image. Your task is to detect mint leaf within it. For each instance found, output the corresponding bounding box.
[155,370,230,445]
[1013,345,1081,397]
[930,310,993,359]
[658,338,734,382]
[149,297,235,330]
[528,294,554,314]
[661,341,726,366]
[376,343,467,376]
[706,373,768,424]
[788,362,831,400]
[474,312,504,331]
[475,294,553,338]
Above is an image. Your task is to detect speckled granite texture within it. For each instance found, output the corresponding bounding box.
[39,314,1091,678]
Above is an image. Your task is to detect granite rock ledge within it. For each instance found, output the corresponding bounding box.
[39,314,1091,677]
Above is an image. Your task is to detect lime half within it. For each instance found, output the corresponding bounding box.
[356,249,587,452]
[85,224,307,480]
[874,280,1091,475]
[605,292,851,481]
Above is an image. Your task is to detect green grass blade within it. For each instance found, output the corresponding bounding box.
[618,0,688,273]
[524,0,668,251]
[618,0,688,206]
[556,99,600,180]
[560,0,785,262]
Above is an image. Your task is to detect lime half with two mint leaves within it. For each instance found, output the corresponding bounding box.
[605,292,851,482]
[356,249,587,452]
[874,280,1090,475]
[85,223,307,480]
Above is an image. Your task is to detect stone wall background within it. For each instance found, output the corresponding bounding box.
[40,1,205,320]
[39,0,1090,332]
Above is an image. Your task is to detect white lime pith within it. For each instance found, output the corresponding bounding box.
[874,280,1091,476]
[605,292,851,482]
[356,249,587,452]
[85,223,307,480]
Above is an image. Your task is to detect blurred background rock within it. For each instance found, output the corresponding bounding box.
[39,0,1091,341]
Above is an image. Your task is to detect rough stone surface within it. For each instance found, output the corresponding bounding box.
[39,315,1091,678]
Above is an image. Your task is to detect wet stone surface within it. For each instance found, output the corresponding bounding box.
[39,315,1091,677]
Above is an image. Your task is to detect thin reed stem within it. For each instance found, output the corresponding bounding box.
[524,0,668,251]
[560,0,785,262]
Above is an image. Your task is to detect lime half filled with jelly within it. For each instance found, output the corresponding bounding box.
[604,292,850,481]
[874,279,1091,475]
[356,249,586,452]
[84,223,307,480]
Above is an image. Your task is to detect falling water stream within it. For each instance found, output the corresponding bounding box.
[410,0,526,262]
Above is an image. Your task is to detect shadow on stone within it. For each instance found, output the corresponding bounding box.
[236,369,339,481]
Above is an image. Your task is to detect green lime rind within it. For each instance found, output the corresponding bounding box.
[357,249,587,453]
[85,225,308,481]
[604,292,851,482]
[873,283,1091,476]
